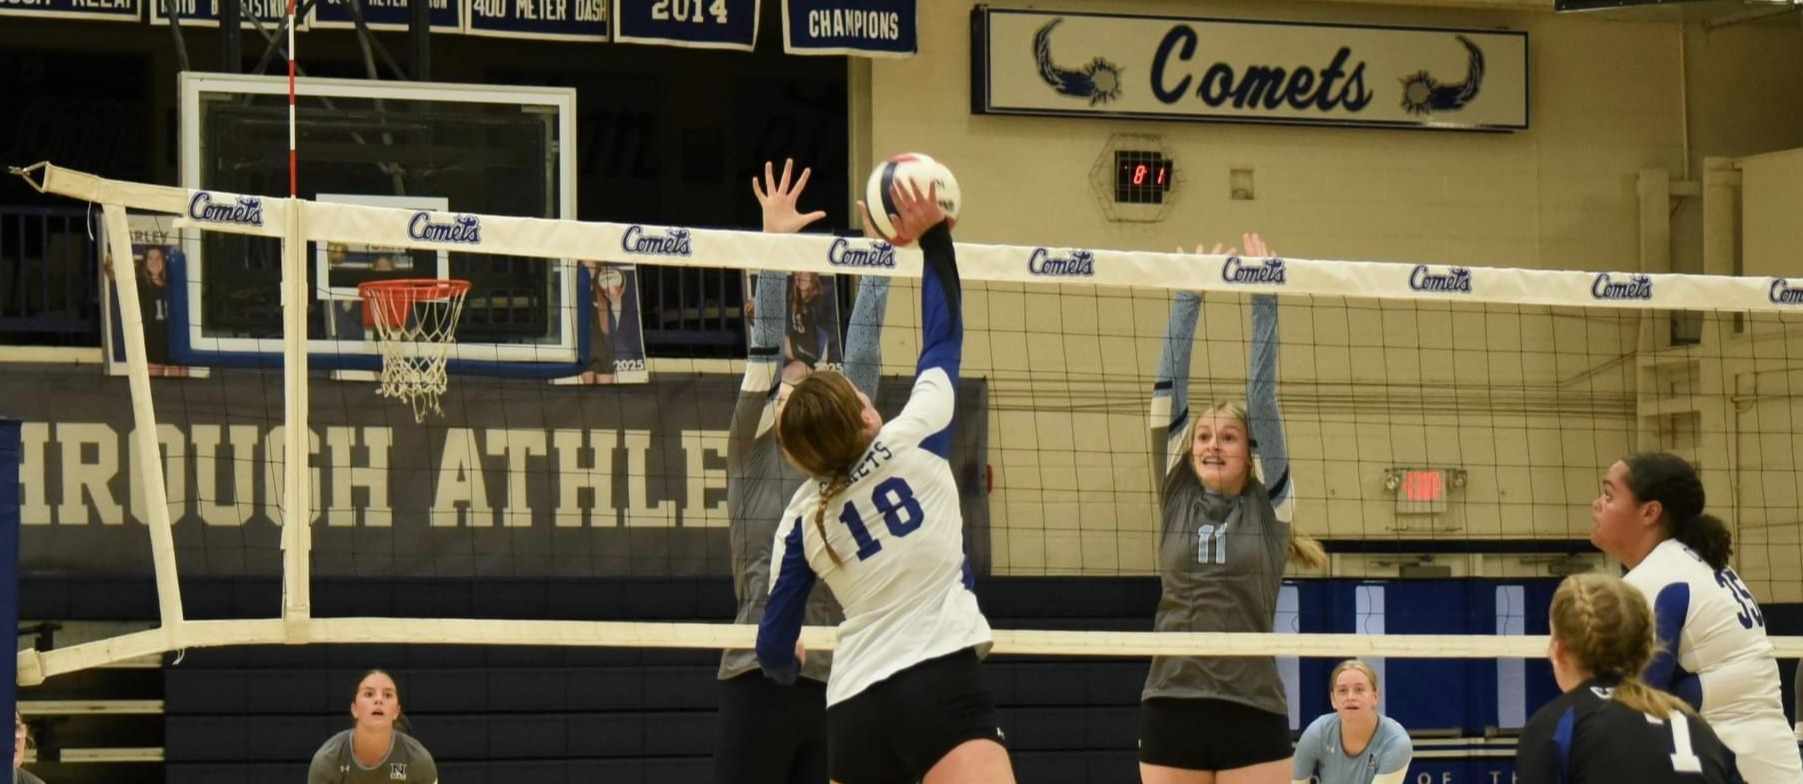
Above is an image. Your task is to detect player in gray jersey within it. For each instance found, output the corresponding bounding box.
[307,670,437,784]
[1141,234,1327,784]
[714,159,891,784]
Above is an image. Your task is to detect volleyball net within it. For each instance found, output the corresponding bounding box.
[13,161,1803,691]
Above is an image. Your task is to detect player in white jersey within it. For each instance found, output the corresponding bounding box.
[756,179,1015,784]
[1591,452,1803,784]
[716,159,890,784]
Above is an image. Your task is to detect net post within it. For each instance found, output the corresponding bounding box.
[0,419,20,718]
[100,205,187,633]
[280,199,313,639]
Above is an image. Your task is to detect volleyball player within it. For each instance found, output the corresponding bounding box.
[716,158,891,784]
[1291,660,1412,784]
[756,178,1016,784]
[1141,234,1328,784]
[13,710,44,784]
[1590,452,1803,783]
[1517,572,1743,783]
[307,670,438,784]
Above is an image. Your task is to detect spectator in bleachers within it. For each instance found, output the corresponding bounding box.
[1290,660,1412,784]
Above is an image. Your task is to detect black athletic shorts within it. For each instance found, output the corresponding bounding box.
[827,648,1006,784]
[715,673,828,784]
[1138,697,1292,771]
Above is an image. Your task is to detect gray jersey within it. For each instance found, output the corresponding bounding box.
[1141,290,1292,716]
[14,769,45,784]
[717,376,841,683]
[307,729,437,784]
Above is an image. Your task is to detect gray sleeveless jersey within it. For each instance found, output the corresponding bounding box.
[1141,466,1290,715]
[307,729,437,784]
[717,384,840,682]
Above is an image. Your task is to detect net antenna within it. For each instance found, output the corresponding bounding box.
[358,279,472,422]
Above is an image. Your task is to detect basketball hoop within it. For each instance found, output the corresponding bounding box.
[358,279,471,422]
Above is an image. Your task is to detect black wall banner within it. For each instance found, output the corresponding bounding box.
[8,368,989,579]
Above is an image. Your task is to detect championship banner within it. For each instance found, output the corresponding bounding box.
[465,0,607,41]
[782,0,915,57]
[611,0,758,50]
[150,0,302,27]
[10,369,989,579]
[312,0,461,33]
[971,8,1529,132]
[0,0,138,22]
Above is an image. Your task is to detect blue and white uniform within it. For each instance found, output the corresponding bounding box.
[755,223,990,708]
[1625,539,1803,784]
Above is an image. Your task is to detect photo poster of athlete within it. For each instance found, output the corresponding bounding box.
[101,213,206,378]
[564,260,649,385]
[744,271,845,375]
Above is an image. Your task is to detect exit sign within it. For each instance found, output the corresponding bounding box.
[1393,469,1454,514]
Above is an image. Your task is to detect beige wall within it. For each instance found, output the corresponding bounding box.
[864,1,1803,578]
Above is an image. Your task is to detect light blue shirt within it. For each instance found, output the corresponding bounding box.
[1292,714,1412,784]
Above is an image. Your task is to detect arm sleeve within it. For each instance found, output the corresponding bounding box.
[1247,293,1292,520]
[1289,717,1321,783]
[756,516,816,684]
[891,223,961,459]
[842,276,891,401]
[1151,292,1201,492]
[1644,582,1692,705]
[729,271,787,459]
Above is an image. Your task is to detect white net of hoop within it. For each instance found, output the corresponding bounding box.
[358,279,470,422]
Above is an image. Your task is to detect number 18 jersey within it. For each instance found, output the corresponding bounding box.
[761,365,991,707]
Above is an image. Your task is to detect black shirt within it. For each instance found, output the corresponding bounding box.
[1518,676,1743,784]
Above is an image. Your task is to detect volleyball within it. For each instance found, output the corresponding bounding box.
[863,153,960,244]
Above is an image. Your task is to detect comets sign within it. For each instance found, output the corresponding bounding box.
[971,8,1528,132]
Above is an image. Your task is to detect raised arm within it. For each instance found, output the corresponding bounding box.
[842,276,891,400]
[730,270,786,451]
[734,159,829,455]
[863,179,959,459]
[1151,290,1200,491]
[1247,293,1290,515]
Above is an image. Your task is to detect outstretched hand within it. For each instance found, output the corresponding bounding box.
[1179,233,1272,259]
[752,158,827,234]
[862,179,946,246]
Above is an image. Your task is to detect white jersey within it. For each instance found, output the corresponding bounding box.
[1625,538,1803,784]
[754,224,988,707]
[762,366,989,706]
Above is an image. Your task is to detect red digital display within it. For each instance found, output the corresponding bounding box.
[1114,151,1174,204]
